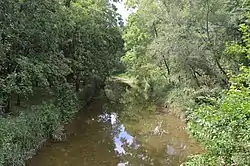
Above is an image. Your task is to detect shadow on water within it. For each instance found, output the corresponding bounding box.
[27,83,203,166]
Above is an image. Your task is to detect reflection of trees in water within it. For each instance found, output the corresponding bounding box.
[104,80,153,114]
[104,80,128,104]
[103,83,201,165]
[101,90,161,165]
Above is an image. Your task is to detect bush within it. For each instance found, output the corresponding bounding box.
[53,85,80,123]
[186,87,250,165]
[0,92,79,166]
[186,19,250,165]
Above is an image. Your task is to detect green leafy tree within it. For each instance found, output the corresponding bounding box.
[186,13,250,166]
[122,0,248,107]
[0,0,123,113]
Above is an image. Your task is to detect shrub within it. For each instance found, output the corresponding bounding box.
[0,92,79,166]
[186,87,250,165]
[186,17,250,165]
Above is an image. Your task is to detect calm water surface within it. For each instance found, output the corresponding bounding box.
[27,98,203,166]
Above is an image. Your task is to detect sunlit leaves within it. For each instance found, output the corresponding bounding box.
[187,15,250,165]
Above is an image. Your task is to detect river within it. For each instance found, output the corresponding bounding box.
[27,82,203,166]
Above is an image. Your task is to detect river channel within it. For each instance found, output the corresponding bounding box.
[27,83,203,166]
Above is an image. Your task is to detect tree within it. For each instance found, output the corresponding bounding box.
[0,0,123,113]
[122,0,247,106]
[187,13,250,165]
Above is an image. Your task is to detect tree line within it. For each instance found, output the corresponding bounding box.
[0,0,123,165]
[0,0,123,114]
[122,0,250,165]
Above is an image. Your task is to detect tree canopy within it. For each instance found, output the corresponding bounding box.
[121,0,250,165]
[0,0,124,113]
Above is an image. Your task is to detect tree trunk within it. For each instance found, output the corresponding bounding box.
[66,73,74,83]
[214,57,229,88]
[16,94,21,106]
[35,81,39,87]
[4,97,11,113]
[162,55,170,75]
[75,74,80,92]
[190,66,200,87]
[153,22,158,38]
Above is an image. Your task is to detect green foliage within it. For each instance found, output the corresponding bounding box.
[0,0,123,113]
[186,15,250,165]
[52,84,80,122]
[0,0,123,165]
[0,101,78,166]
[121,0,244,113]
[187,89,250,165]
[121,1,250,165]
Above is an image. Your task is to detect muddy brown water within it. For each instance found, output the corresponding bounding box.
[27,99,203,166]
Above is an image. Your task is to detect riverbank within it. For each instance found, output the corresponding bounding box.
[0,83,101,166]
[26,82,203,166]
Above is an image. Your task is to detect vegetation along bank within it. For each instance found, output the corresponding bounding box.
[0,0,123,165]
[121,0,250,165]
[0,0,250,165]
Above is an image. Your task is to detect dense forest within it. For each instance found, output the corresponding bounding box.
[0,0,250,165]
[122,0,250,165]
[0,0,123,165]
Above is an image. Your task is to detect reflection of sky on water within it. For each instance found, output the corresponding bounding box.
[98,112,152,165]
[114,124,134,154]
[166,145,176,155]
[98,112,188,166]
[98,112,135,165]
[99,113,135,155]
